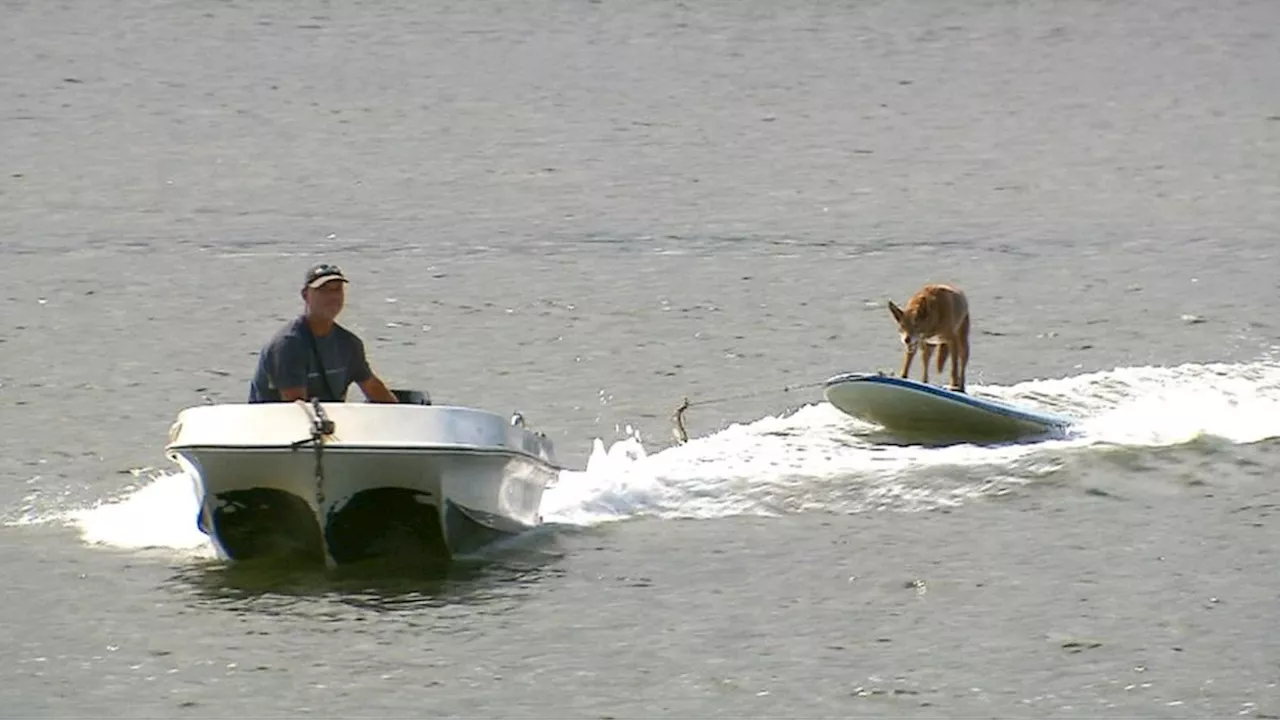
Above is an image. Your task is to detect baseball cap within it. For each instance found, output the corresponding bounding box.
[304,263,348,289]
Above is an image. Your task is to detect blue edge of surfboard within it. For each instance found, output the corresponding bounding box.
[823,372,1076,432]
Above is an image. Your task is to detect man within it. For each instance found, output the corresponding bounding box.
[247,262,399,404]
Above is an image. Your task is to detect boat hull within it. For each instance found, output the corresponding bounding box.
[165,400,559,565]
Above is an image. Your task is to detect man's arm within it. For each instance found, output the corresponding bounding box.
[358,374,399,403]
[348,335,398,403]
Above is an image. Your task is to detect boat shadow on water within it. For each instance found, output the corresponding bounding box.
[166,524,570,614]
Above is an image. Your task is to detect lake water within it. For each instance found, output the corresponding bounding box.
[2,0,1279,716]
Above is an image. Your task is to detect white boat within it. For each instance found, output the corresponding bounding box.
[823,372,1074,443]
[164,391,560,566]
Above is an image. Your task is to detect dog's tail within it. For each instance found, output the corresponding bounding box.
[937,344,949,373]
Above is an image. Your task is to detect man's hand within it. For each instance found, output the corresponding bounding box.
[358,375,399,403]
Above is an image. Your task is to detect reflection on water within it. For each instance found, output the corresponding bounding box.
[165,526,569,618]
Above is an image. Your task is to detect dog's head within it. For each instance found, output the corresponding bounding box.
[888,299,925,348]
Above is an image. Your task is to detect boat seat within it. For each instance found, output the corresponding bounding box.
[391,389,431,405]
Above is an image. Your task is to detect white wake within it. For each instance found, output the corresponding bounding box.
[12,359,1279,555]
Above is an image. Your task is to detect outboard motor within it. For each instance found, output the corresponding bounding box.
[391,389,431,405]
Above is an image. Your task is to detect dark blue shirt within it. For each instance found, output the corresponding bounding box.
[247,315,372,403]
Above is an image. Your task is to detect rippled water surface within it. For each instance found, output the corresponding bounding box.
[2,0,1279,716]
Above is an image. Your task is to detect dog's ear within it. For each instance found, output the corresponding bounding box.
[888,300,905,324]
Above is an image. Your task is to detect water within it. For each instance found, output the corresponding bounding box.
[3,0,1280,716]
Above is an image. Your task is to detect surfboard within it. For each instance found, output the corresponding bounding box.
[823,372,1074,443]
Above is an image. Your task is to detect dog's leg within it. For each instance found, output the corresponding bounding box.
[953,315,971,392]
[899,345,916,380]
[920,343,934,384]
[936,344,949,379]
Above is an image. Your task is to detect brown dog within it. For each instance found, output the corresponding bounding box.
[887,284,971,392]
